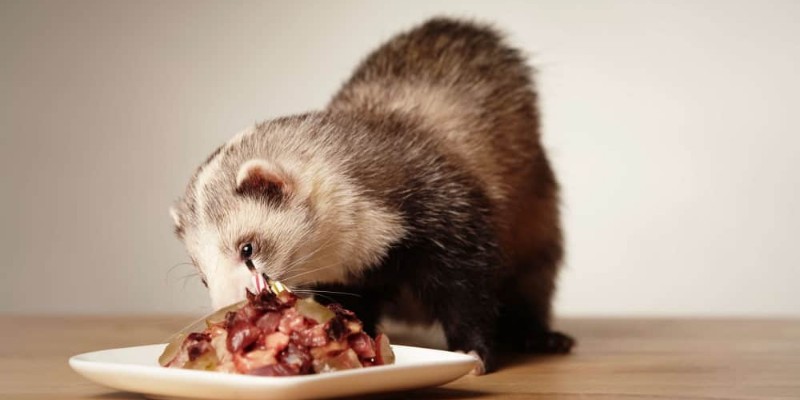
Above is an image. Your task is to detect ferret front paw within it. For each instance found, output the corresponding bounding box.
[455,350,487,375]
[523,330,575,354]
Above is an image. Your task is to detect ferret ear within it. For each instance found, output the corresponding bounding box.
[235,159,293,201]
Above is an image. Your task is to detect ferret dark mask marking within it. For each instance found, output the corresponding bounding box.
[171,18,574,373]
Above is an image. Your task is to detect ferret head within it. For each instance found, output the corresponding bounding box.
[170,118,405,309]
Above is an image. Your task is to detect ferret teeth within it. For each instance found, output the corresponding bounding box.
[250,273,267,292]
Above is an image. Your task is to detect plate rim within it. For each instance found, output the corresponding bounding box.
[69,343,477,390]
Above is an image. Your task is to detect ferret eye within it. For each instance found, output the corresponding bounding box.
[240,243,254,260]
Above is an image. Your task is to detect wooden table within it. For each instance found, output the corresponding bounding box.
[1,316,798,399]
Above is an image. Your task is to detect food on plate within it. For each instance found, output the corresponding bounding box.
[159,277,395,376]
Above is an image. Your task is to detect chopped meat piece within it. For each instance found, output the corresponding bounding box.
[161,282,395,376]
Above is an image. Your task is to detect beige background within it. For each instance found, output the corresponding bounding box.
[1,0,798,316]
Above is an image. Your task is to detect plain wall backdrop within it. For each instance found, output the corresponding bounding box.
[1,0,798,317]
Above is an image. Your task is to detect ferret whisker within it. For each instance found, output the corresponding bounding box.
[164,262,198,285]
[285,233,337,270]
[176,271,201,290]
[297,292,338,303]
[282,265,337,284]
[177,271,199,281]
[294,289,362,298]
[282,261,341,282]
[167,261,196,275]
[280,235,339,278]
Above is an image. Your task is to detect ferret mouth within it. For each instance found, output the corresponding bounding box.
[244,260,270,293]
[239,262,353,303]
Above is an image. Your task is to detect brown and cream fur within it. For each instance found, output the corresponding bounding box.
[171,18,573,373]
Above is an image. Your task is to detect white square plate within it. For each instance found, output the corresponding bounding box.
[69,344,476,399]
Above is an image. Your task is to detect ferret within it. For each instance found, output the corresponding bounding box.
[170,18,573,373]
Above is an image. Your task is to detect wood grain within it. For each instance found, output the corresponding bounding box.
[1,316,798,399]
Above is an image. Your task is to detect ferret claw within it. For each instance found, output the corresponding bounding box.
[455,350,486,375]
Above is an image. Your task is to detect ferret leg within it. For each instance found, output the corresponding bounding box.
[497,266,575,354]
[420,267,499,374]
